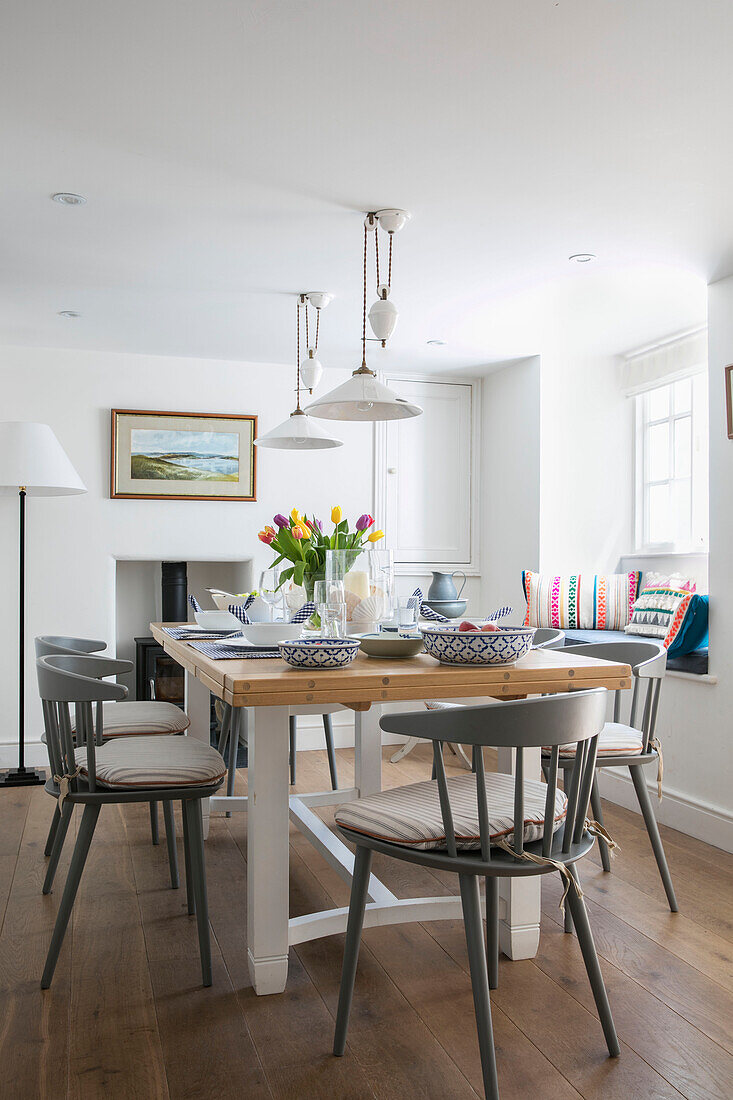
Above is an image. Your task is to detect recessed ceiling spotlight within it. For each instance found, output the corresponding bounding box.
[51,192,86,206]
[569,253,595,263]
[427,339,446,346]
[57,310,81,318]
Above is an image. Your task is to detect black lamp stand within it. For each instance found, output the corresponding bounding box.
[0,488,45,786]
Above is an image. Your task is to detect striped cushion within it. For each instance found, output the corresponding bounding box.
[549,723,644,758]
[73,701,190,738]
[75,735,226,789]
[335,773,568,851]
[523,570,641,630]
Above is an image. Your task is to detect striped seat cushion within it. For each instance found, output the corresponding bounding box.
[335,773,568,851]
[75,735,226,789]
[73,701,190,738]
[549,723,644,758]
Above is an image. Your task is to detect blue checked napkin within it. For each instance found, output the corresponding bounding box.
[188,594,203,613]
[228,600,315,626]
[163,626,243,641]
[409,588,512,624]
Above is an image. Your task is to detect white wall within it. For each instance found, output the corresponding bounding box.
[539,348,633,573]
[480,357,541,619]
[0,344,373,754]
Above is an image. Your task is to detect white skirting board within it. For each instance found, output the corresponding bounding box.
[597,767,733,854]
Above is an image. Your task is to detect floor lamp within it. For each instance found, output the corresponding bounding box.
[0,422,86,787]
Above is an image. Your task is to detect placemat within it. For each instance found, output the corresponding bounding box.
[189,641,280,659]
[163,627,245,641]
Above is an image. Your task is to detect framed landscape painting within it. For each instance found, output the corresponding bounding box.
[111,410,257,501]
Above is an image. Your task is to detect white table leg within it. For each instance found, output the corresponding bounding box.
[355,705,382,797]
[184,669,212,839]
[247,705,291,995]
[496,744,541,960]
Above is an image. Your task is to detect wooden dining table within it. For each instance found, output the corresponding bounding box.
[151,623,631,996]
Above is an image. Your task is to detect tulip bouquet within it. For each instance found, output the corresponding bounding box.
[258,507,384,601]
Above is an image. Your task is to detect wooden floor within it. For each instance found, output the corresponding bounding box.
[2,744,733,1100]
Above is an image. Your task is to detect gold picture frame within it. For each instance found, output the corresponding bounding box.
[111,409,257,501]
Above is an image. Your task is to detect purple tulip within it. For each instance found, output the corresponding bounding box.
[273,514,288,528]
[356,513,374,531]
[314,517,323,531]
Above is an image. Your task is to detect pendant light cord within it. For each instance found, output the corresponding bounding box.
[374,222,393,298]
[296,296,303,412]
[362,221,368,369]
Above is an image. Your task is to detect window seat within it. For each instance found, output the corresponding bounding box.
[563,629,709,675]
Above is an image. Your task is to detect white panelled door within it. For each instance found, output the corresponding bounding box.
[381,378,476,567]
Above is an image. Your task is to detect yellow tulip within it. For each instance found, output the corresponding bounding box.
[367,529,384,543]
[296,522,311,540]
[331,505,343,524]
[290,507,301,523]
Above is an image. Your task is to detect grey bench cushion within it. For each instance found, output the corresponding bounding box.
[75,735,226,789]
[335,773,567,851]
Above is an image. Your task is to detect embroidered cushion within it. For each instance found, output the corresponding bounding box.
[624,572,697,648]
[335,773,567,851]
[522,570,642,631]
[73,701,190,737]
[666,594,708,657]
[75,735,226,789]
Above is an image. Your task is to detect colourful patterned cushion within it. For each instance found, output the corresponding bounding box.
[522,571,642,631]
[624,572,696,648]
[335,772,568,851]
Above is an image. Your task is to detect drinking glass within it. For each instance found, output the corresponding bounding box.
[397,596,417,635]
[259,568,283,622]
[314,579,347,638]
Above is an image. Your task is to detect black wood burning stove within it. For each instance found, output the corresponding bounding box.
[135,561,187,706]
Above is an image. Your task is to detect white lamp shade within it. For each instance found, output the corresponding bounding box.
[0,422,86,496]
[300,353,323,392]
[305,372,422,422]
[368,297,398,342]
[254,410,343,450]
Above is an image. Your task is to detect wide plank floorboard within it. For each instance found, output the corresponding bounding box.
[0,742,730,1099]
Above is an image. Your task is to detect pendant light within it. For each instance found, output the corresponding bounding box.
[299,291,332,392]
[254,295,342,450]
[305,215,422,423]
[368,208,410,347]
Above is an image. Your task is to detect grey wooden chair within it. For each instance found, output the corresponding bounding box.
[545,640,676,921]
[332,690,619,1099]
[532,627,566,649]
[36,652,226,989]
[35,635,188,886]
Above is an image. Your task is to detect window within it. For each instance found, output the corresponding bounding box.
[635,374,708,551]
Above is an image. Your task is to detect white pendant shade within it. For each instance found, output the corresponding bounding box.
[305,371,422,422]
[254,410,342,449]
[0,422,87,496]
[368,296,398,342]
[300,351,323,391]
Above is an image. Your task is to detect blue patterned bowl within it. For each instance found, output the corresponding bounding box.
[278,638,361,669]
[420,625,535,666]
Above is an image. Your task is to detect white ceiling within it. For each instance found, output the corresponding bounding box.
[0,0,725,372]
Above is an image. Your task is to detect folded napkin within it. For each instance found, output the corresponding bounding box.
[188,594,203,614]
[163,626,243,641]
[189,641,279,659]
[227,601,315,626]
[409,588,512,624]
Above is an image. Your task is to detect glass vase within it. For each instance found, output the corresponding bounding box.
[325,549,394,633]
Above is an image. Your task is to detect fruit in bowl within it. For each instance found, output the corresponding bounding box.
[458,620,500,632]
[421,624,534,666]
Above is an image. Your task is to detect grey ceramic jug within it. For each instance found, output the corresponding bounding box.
[427,570,467,601]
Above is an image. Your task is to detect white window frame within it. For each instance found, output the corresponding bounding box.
[633,371,708,554]
[373,373,481,576]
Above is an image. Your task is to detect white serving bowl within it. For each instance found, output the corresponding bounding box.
[194,610,243,631]
[240,621,303,646]
[421,625,535,666]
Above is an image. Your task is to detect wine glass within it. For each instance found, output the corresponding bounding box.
[259,568,283,622]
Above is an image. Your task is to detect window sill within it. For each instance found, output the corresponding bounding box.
[666,670,717,685]
[625,550,709,559]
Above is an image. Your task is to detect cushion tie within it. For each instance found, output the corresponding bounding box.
[495,838,583,916]
[585,818,619,858]
[53,766,81,808]
[650,736,663,801]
